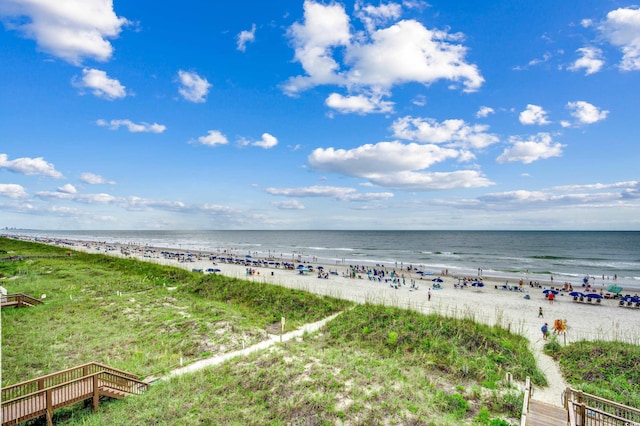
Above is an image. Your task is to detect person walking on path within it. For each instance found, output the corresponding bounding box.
[428,288,431,301]
[541,323,549,340]
[538,306,544,318]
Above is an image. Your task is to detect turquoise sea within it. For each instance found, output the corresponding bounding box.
[8,230,640,291]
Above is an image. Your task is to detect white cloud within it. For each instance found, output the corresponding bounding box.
[252,133,278,149]
[567,101,609,124]
[309,141,458,176]
[391,116,499,149]
[307,141,492,190]
[284,0,351,94]
[177,70,211,103]
[354,0,402,33]
[600,7,640,71]
[368,170,493,191]
[74,68,126,100]
[283,1,483,96]
[519,104,550,125]
[325,92,394,114]
[0,0,129,64]
[265,185,394,201]
[57,184,77,194]
[194,130,228,147]
[80,172,115,185]
[497,133,564,164]
[344,19,483,92]
[272,200,305,210]
[0,153,63,178]
[568,47,604,75]
[237,24,256,52]
[96,119,166,133]
[476,106,495,118]
[0,183,28,199]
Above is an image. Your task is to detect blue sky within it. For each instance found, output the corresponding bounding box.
[1,0,639,230]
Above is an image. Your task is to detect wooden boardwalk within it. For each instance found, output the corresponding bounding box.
[2,363,148,426]
[526,400,567,425]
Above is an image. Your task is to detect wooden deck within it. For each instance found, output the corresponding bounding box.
[526,400,567,425]
[1,363,148,426]
[0,293,43,309]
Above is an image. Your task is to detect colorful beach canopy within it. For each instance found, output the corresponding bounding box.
[607,285,623,294]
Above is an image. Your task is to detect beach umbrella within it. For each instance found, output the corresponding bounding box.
[317,266,324,270]
[432,277,443,283]
[471,281,484,287]
[569,291,584,297]
[416,271,424,275]
[543,289,559,295]
[607,285,623,294]
[246,255,252,258]
[585,293,603,299]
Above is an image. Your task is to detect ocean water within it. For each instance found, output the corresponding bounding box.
[8,230,640,291]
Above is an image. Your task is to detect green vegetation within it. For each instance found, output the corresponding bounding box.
[545,339,640,408]
[0,237,350,383]
[16,235,640,424]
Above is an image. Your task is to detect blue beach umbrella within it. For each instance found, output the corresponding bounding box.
[585,293,603,299]
[432,277,443,283]
[543,289,559,295]
[471,281,484,287]
[569,291,584,297]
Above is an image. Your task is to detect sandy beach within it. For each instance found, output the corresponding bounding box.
[10,236,640,406]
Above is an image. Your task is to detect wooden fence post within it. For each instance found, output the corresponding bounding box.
[93,375,99,413]
[46,389,53,426]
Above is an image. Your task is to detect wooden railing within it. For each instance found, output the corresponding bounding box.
[0,293,43,308]
[565,387,640,426]
[520,376,533,426]
[1,363,148,426]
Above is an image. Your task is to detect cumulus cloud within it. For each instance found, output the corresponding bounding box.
[0,183,28,199]
[57,184,77,194]
[73,68,126,100]
[309,141,458,176]
[0,0,129,64]
[237,24,256,52]
[80,172,115,185]
[193,130,229,147]
[307,141,491,190]
[391,116,499,149]
[325,92,394,114]
[177,70,211,103]
[283,1,483,98]
[566,101,609,124]
[519,104,550,125]
[568,47,604,75]
[272,200,305,210]
[497,133,564,164]
[600,7,640,71]
[476,106,495,118]
[0,153,63,178]
[96,119,166,133]
[252,133,278,149]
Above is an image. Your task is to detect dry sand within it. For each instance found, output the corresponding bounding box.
[30,239,640,406]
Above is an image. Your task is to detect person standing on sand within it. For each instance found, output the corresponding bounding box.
[538,307,543,318]
[428,288,431,301]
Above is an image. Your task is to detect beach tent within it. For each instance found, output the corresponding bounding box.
[607,285,623,294]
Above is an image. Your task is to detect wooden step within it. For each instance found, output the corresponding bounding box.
[526,400,567,426]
